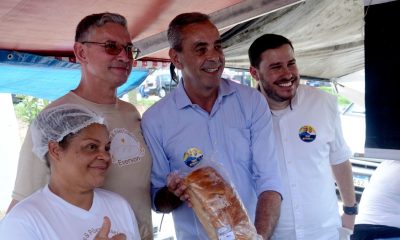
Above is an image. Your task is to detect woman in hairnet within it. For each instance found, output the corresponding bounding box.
[0,104,140,240]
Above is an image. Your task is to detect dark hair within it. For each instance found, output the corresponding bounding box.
[167,12,210,52]
[248,34,294,68]
[75,12,128,42]
[44,132,76,168]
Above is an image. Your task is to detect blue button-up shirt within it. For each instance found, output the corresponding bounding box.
[141,78,282,239]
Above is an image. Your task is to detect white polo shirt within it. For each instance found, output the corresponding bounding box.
[271,85,352,240]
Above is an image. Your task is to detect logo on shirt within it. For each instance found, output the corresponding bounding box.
[298,125,316,142]
[183,147,203,168]
[82,226,121,240]
[109,128,145,166]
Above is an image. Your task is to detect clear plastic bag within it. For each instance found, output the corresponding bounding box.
[183,165,262,240]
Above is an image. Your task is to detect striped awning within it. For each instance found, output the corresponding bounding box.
[0,50,171,101]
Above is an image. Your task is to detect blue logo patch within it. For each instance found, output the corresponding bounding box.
[299,125,316,142]
[183,147,203,168]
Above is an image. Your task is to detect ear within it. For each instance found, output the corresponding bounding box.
[249,66,260,82]
[169,48,183,70]
[74,42,88,64]
[47,141,62,163]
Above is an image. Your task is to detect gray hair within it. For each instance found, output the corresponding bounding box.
[75,12,128,42]
[167,12,210,52]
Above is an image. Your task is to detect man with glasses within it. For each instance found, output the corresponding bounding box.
[79,41,140,60]
[7,12,153,240]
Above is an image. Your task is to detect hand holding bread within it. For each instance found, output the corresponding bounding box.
[183,166,262,240]
[167,172,190,202]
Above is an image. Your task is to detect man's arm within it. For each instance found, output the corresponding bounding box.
[154,187,183,213]
[332,160,356,230]
[154,173,189,213]
[254,190,282,240]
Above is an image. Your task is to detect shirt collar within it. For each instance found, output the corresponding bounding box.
[256,82,301,112]
[174,78,236,109]
[290,84,301,110]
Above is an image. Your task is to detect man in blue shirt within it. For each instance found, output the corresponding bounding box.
[141,12,282,240]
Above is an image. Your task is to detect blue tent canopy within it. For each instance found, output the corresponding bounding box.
[0,50,149,101]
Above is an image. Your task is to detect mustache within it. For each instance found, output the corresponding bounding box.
[110,63,130,69]
[202,59,223,69]
[276,75,297,84]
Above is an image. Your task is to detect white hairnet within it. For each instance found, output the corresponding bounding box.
[31,104,106,161]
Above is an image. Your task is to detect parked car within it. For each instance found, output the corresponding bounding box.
[222,70,252,87]
[305,79,331,87]
[141,69,178,98]
[349,156,382,202]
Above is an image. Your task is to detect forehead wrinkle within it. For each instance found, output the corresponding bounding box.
[193,41,208,48]
[192,37,222,49]
[88,23,131,45]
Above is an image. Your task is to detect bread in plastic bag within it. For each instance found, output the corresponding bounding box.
[184,165,262,240]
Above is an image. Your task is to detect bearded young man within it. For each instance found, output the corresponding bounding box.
[249,33,356,240]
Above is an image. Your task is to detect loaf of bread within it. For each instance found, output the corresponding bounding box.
[184,166,260,240]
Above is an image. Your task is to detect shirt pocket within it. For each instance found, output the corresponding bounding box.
[225,127,251,165]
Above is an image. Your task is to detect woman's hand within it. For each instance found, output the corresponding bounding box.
[95,216,126,240]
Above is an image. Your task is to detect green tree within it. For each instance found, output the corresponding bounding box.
[14,96,49,124]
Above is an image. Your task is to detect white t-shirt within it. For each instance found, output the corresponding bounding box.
[0,186,140,239]
[356,160,400,228]
[12,91,152,239]
[271,85,352,240]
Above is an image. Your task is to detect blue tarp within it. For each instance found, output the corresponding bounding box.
[0,50,149,101]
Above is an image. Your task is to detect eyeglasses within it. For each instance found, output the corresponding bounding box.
[81,41,140,60]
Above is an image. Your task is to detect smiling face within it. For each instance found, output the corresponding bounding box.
[169,20,224,96]
[76,22,133,89]
[51,123,111,191]
[250,44,300,109]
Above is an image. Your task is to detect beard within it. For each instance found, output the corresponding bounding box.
[264,86,292,102]
[260,74,299,103]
